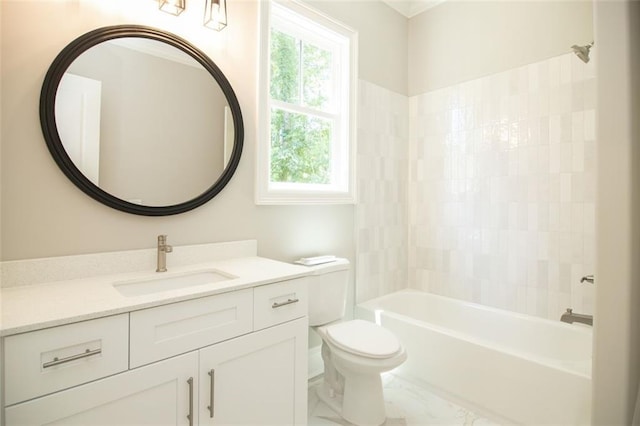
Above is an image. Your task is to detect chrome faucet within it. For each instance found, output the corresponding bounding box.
[560,308,593,326]
[156,235,173,272]
[580,275,594,284]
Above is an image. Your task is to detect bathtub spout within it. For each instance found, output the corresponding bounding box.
[560,308,593,326]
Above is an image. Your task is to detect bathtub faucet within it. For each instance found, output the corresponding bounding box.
[560,308,593,326]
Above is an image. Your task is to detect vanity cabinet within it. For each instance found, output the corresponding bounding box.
[2,277,308,426]
[198,318,307,425]
[5,352,198,426]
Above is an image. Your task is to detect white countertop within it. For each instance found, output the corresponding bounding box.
[0,256,310,337]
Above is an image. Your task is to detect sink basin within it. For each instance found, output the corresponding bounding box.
[113,269,236,297]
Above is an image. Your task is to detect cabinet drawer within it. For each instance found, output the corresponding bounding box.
[5,351,198,426]
[3,314,129,406]
[130,289,253,368]
[253,278,308,331]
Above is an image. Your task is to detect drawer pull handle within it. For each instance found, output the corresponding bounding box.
[272,298,299,309]
[208,369,215,418]
[42,348,102,368]
[187,377,194,426]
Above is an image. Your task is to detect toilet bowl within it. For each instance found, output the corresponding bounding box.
[302,258,407,426]
[315,320,407,426]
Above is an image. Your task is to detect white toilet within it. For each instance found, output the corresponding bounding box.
[305,258,407,426]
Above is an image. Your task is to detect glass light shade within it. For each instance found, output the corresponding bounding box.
[159,0,185,16]
[204,0,227,31]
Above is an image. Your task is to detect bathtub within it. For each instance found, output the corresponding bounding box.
[356,290,592,425]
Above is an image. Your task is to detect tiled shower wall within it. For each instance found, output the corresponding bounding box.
[408,52,597,320]
[355,80,408,303]
[355,53,596,320]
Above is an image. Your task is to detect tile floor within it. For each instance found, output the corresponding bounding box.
[308,374,500,426]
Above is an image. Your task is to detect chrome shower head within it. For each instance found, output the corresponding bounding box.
[571,41,594,63]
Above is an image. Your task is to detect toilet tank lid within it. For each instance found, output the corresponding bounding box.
[295,257,350,274]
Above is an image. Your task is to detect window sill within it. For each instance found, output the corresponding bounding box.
[255,190,356,205]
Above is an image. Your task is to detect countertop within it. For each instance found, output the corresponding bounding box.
[0,256,310,337]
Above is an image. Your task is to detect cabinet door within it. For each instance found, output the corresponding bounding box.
[199,318,308,425]
[5,352,198,426]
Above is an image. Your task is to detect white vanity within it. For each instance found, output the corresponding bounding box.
[0,240,309,425]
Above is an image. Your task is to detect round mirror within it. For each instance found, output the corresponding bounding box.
[40,25,244,216]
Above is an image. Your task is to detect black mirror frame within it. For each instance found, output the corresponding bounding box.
[40,25,244,216]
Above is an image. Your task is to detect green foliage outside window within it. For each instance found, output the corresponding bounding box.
[269,29,333,184]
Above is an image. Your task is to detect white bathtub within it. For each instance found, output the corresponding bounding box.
[356,290,592,425]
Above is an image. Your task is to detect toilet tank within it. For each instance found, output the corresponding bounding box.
[302,258,350,326]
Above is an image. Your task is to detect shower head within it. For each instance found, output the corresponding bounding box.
[571,41,594,63]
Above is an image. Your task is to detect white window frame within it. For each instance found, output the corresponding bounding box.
[257,0,358,204]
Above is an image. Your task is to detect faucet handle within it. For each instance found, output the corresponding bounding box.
[580,275,594,284]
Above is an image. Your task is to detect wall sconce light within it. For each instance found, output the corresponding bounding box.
[204,0,228,31]
[159,0,186,16]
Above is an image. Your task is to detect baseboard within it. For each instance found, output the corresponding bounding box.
[308,345,323,379]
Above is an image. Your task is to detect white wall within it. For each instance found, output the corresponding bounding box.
[592,0,640,423]
[0,0,405,266]
[408,0,593,95]
[306,0,408,95]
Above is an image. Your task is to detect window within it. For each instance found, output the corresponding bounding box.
[257,0,357,204]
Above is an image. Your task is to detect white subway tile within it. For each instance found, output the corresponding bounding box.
[571,203,585,233]
[572,141,585,172]
[538,232,549,260]
[559,202,572,232]
[583,203,596,236]
[549,202,560,232]
[549,115,561,143]
[538,203,550,231]
[584,109,596,141]
[572,111,585,142]
[584,51,596,79]
[560,85,572,114]
[559,232,572,263]
[539,89,550,117]
[549,57,561,88]
[538,117,550,145]
[560,173,572,203]
[571,53,586,82]
[559,143,573,173]
[548,259,560,292]
[584,78,597,110]
[571,81,584,111]
[559,262,572,292]
[549,89,561,115]
[549,144,560,174]
[583,172,595,202]
[571,233,584,264]
[560,54,572,84]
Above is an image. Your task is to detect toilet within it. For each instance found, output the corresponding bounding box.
[305,258,407,426]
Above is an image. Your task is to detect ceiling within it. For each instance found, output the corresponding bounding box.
[380,0,446,17]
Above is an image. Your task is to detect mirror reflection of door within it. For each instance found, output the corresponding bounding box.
[55,73,102,186]
[54,38,229,207]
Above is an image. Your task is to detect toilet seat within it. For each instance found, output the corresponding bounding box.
[325,320,401,359]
